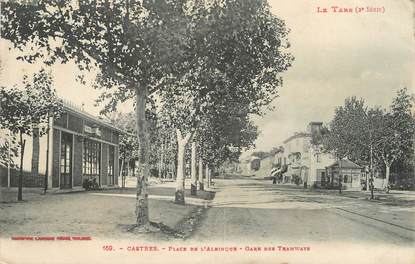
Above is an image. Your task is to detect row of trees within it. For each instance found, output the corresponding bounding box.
[1,0,293,228]
[320,88,415,195]
[0,69,62,200]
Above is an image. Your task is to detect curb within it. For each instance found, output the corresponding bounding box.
[48,186,121,195]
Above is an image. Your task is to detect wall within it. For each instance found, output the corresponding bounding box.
[255,156,275,178]
[1,109,122,189]
[326,167,362,190]
[52,129,61,188]
[308,147,335,185]
[73,135,83,187]
[114,146,119,185]
[0,127,51,187]
[101,143,108,186]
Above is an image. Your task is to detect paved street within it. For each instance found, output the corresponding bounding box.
[192,176,415,245]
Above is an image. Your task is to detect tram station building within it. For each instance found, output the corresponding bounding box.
[0,101,122,189]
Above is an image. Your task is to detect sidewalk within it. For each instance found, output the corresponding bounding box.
[255,175,415,207]
[0,177,216,203]
[0,185,120,203]
[299,185,415,206]
[0,179,217,240]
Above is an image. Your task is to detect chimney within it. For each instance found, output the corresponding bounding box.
[307,122,323,134]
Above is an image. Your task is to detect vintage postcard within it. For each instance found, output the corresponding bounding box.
[0,0,414,263]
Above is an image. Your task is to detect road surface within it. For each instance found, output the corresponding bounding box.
[191,176,415,245]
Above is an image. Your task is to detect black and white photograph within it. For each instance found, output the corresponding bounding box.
[0,0,414,263]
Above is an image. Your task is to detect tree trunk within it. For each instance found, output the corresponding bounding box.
[190,141,197,196]
[119,158,124,178]
[175,130,191,205]
[385,163,391,193]
[125,158,131,188]
[7,138,11,188]
[135,87,150,228]
[18,132,26,201]
[122,157,126,188]
[199,157,204,191]
[31,126,40,178]
[159,142,164,179]
[44,117,50,195]
[206,163,210,188]
[118,158,125,188]
[370,145,374,199]
[132,161,136,177]
[339,158,342,194]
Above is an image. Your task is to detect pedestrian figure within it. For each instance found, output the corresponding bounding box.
[270,166,280,184]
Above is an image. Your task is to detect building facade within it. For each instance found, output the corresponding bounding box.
[281,122,335,186]
[254,155,275,178]
[0,101,122,189]
[325,160,363,190]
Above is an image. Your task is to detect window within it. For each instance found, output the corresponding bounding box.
[60,133,72,175]
[83,139,101,178]
[316,154,321,163]
[343,175,350,183]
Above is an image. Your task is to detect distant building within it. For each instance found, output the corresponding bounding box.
[0,100,123,189]
[250,156,261,171]
[281,122,335,186]
[325,159,363,190]
[239,155,261,176]
[239,153,277,177]
[274,146,285,167]
[254,155,275,178]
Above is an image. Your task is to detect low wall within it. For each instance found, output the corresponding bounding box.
[0,166,45,187]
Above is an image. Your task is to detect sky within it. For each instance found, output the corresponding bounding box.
[253,0,414,152]
[1,0,414,153]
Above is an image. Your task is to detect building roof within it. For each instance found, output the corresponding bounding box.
[327,159,362,169]
[250,155,262,161]
[308,121,323,126]
[283,132,311,144]
[61,99,126,134]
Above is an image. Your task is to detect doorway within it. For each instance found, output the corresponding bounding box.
[60,132,73,189]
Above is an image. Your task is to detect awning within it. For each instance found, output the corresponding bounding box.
[270,168,281,177]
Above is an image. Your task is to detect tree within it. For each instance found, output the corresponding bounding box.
[0,131,19,183]
[156,0,292,203]
[374,88,415,191]
[105,112,136,185]
[323,97,368,162]
[323,90,415,196]
[1,0,292,226]
[311,125,329,146]
[0,69,61,200]
[323,97,369,193]
[2,0,192,228]
[0,62,19,176]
